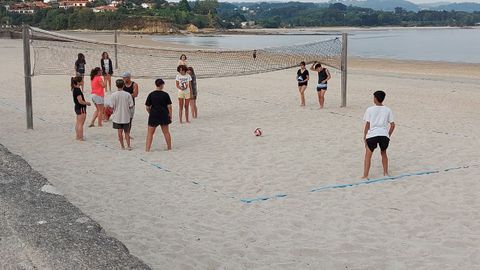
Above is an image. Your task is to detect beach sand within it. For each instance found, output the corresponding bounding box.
[1,37,479,269]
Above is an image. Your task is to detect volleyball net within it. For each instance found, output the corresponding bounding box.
[29,27,344,79]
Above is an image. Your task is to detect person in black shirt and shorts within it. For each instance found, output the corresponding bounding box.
[296,61,309,107]
[71,77,91,141]
[145,79,173,152]
[74,53,86,91]
[310,62,331,109]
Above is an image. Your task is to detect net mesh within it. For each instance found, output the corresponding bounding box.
[30,27,343,79]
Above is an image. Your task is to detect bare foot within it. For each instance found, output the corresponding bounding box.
[361,176,369,179]
[88,123,94,127]
[126,147,132,151]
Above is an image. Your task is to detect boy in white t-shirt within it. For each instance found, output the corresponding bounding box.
[109,79,134,150]
[362,90,396,179]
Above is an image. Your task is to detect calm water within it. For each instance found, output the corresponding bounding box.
[153,28,480,63]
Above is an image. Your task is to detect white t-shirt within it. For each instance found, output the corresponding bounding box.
[175,74,192,91]
[110,90,133,124]
[103,59,110,72]
[363,105,394,139]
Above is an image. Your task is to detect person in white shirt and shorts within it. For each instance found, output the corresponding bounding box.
[362,90,396,179]
[175,65,192,124]
[109,79,134,150]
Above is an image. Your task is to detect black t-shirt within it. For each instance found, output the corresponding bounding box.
[145,90,172,119]
[318,68,328,84]
[297,69,309,81]
[75,59,86,74]
[72,87,86,110]
[124,81,136,105]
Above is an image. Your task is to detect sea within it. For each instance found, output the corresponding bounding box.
[152,28,480,64]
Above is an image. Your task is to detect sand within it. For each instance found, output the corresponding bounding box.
[1,37,479,269]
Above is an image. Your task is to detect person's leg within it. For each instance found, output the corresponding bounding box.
[97,104,104,127]
[75,114,81,140]
[191,99,197,119]
[362,147,374,179]
[145,126,156,152]
[129,118,134,140]
[381,150,389,176]
[178,98,184,123]
[125,130,131,149]
[106,74,111,91]
[117,129,125,149]
[185,99,190,123]
[161,125,172,150]
[89,104,98,127]
[298,86,305,106]
[318,90,326,108]
[79,113,86,140]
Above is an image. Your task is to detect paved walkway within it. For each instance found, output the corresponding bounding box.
[0,144,151,270]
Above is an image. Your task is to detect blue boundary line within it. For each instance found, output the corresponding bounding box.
[240,165,479,204]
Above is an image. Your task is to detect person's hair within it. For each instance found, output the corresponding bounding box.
[187,66,195,75]
[90,67,101,81]
[374,90,386,103]
[177,65,188,73]
[300,61,306,66]
[180,54,187,60]
[102,52,109,59]
[155,78,165,87]
[116,79,125,89]
[315,63,322,69]
[77,53,85,62]
[71,76,83,89]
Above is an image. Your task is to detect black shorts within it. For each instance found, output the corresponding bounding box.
[317,86,327,91]
[74,107,86,115]
[366,136,390,152]
[113,122,131,132]
[298,82,308,87]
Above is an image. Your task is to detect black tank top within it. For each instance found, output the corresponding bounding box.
[124,81,135,104]
[318,68,328,84]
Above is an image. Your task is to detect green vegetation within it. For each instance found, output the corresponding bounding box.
[1,1,479,30]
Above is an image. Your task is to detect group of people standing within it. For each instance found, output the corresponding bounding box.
[297,61,331,108]
[71,52,199,152]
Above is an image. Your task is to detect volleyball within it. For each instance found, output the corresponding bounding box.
[254,128,263,136]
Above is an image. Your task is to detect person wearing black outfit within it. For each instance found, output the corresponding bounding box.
[296,61,309,107]
[310,62,331,109]
[74,53,86,91]
[122,72,139,136]
[145,79,172,152]
[71,76,91,141]
[101,52,113,92]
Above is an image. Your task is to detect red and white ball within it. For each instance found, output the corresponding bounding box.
[254,128,263,137]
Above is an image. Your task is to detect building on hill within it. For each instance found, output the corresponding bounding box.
[93,5,117,12]
[58,0,89,9]
[141,3,154,9]
[4,1,50,14]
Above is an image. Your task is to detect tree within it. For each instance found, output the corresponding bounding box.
[193,0,219,16]
[178,0,191,12]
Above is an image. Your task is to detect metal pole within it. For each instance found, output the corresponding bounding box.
[114,30,118,69]
[341,32,348,108]
[23,24,33,129]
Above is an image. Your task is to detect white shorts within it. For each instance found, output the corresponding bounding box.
[92,94,104,105]
[178,89,191,99]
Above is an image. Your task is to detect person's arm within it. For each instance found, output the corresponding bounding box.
[175,80,182,90]
[132,82,139,98]
[363,122,370,142]
[167,104,172,120]
[323,69,331,83]
[389,122,395,137]
[305,74,309,82]
[146,105,151,113]
[76,95,91,106]
[310,62,316,71]
[99,77,106,88]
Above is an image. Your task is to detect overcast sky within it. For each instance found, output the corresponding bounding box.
[217,0,480,4]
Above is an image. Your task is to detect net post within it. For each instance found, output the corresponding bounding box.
[23,24,33,129]
[114,30,118,69]
[341,33,348,108]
